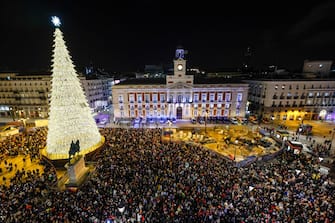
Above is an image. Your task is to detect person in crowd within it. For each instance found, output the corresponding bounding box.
[0,127,334,222]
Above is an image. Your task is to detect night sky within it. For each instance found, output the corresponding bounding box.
[0,1,334,73]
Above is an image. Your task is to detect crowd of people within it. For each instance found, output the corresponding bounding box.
[0,127,334,222]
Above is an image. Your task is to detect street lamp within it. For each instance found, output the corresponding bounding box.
[234,139,238,161]
[205,110,208,134]
[9,107,15,121]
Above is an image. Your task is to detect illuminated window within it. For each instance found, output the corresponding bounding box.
[201,93,207,102]
[152,94,158,103]
[160,94,165,102]
[225,93,231,102]
[145,94,150,103]
[137,94,142,103]
[118,95,123,103]
[193,93,199,102]
[237,93,242,102]
[129,94,134,103]
[217,93,223,102]
[209,93,215,102]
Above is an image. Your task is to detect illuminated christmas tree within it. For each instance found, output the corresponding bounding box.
[45,16,103,160]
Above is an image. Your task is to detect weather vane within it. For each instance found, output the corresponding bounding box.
[51,16,61,27]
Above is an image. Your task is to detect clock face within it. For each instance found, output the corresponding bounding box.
[177,64,183,71]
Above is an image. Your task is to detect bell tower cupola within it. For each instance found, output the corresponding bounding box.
[167,46,193,85]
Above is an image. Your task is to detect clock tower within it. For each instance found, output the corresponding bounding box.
[166,46,193,85]
[174,47,186,76]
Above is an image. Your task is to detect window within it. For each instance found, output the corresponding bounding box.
[118,95,123,103]
[169,95,173,103]
[137,94,142,103]
[237,93,242,102]
[145,94,150,103]
[201,93,207,102]
[217,93,223,102]
[160,94,165,102]
[236,102,241,109]
[185,94,191,103]
[129,94,134,103]
[209,93,215,102]
[177,95,183,103]
[153,94,158,103]
[193,93,199,102]
[224,110,229,117]
[225,93,231,102]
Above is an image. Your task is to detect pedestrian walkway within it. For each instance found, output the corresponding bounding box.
[0,154,45,187]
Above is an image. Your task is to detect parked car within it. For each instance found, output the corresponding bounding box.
[241,118,248,125]
[230,117,239,125]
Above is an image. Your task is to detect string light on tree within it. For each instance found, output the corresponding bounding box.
[45,16,104,160]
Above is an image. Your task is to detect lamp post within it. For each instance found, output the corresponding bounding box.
[234,139,238,161]
[205,110,208,134]
[10,107,15,121]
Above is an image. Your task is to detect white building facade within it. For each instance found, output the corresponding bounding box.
[246,79,335,121]
[0,72,112,119]
[112,48,249,121]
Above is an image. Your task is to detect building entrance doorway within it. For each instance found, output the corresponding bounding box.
[176,107,182,119]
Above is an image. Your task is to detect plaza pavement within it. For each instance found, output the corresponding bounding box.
[1,117,334,187]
